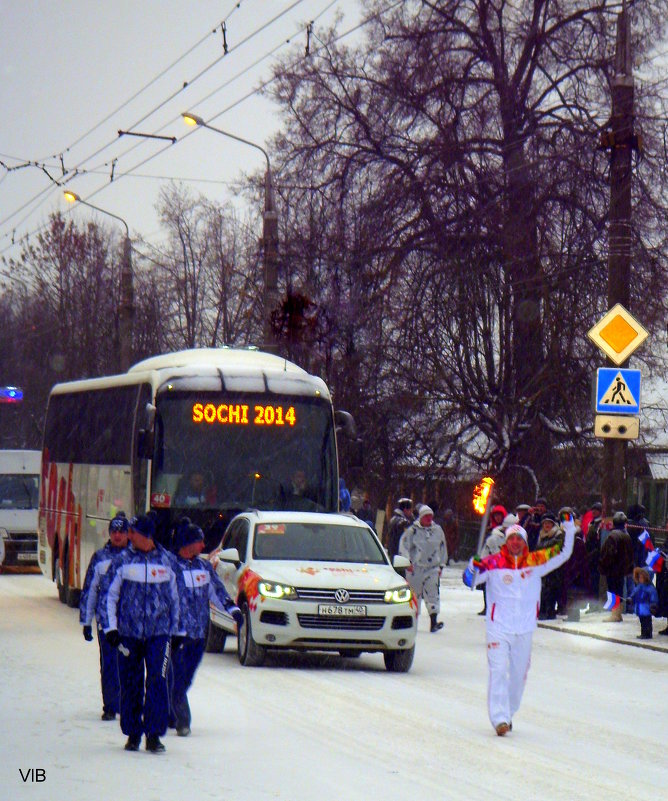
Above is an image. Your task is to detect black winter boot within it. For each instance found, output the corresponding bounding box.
[145,735,166,753]
[430,613,444,632]
[124,736,141,751]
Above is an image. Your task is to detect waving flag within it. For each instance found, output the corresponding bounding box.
[603,591,622,611]
[638,530,653,551]
[646,550,665,573]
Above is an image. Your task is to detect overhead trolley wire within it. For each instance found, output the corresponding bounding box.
[0,0,402,258]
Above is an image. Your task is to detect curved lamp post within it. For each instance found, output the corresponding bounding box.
[64,191,134,371]
[182,113,278,351]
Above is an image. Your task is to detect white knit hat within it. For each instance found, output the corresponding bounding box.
[505,524,528,543]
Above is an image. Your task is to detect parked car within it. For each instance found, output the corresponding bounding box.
[208,511,417,672]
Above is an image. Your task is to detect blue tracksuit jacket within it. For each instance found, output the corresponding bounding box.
[173,555,238,639]
[79,542,127,628]
[105,544,180,638]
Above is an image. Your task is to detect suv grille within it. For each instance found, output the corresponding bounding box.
[297,614,385,630]
[295,588,386,604]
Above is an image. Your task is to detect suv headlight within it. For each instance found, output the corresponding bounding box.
[0,528,8,540]
[258,580,297,600]
[384,586,412,604]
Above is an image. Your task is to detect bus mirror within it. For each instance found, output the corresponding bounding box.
[137,430,155,460]
[145,403,157,431]
[334,410,357,438]
[350,438,364,469]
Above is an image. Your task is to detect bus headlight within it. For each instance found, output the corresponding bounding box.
[384,586,412,604]
[258,580,297,600]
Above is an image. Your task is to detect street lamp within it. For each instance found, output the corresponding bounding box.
[64,190,134,371]
[182,112,278,351]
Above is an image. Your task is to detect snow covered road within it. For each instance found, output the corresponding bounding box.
[1,570,663,801]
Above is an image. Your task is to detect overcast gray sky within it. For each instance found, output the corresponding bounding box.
[0,0,363,267]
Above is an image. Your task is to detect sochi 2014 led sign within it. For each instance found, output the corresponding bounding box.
[192,402,296,426]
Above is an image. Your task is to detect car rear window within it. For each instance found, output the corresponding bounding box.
[253,522,386,564]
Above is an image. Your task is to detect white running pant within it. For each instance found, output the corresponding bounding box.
[486,630,533,729]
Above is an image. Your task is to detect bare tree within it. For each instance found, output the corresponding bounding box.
[268,0,668,501]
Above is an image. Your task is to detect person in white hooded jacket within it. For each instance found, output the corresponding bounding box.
[463,514,575,735]
[399,505,447,632]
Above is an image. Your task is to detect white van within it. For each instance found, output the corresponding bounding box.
[0,450,40,569]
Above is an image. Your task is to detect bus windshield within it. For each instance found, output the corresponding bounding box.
[151,392,337,516]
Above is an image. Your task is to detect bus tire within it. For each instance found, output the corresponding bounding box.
[205,621,227,653]
[237,602,266,667]
[383,645,415,673]
[66,586,81,608]
[55,556,67,605]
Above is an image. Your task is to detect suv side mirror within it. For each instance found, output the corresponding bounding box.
[218,547,241,567]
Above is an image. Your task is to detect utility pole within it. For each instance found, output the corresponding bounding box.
[600,2,638,515]
[119,235,134,372]
[262,169,279,353]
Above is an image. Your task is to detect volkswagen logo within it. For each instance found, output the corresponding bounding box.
[334,589,350,603]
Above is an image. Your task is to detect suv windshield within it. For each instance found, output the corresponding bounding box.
[252,522,387,564]
[152,392,337,514]
[0,475,39,510]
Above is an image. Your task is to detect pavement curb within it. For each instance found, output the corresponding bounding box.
[537,621,668,653]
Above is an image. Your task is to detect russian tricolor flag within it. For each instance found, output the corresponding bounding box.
[638,530,654,551]
[646,550,665,573]
[603,591,622,611]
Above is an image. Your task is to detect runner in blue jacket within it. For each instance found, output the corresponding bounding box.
[169,520,243,736]
[105,514,180,753]
[79,513,129,720]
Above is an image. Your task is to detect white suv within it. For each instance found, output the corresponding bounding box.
[207,511,417,672]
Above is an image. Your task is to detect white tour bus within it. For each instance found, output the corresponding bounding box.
[38,348,352,606]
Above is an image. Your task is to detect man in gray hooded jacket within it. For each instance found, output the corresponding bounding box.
[399,505,447,631]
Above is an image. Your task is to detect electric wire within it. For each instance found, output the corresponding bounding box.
[0,0,354,253]
[0,0,305,236]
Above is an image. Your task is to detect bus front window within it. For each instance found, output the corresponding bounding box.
[151,392,337,517]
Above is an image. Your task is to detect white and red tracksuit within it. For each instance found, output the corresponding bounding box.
[472,523,574,730]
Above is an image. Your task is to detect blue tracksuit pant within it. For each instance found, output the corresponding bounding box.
[96,622,120,714]
[118,635,171,739]
[169,638,206,729]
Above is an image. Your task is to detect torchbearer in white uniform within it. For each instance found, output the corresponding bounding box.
[463,514,575,735]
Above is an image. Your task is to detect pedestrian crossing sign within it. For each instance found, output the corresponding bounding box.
[595,368,641,415]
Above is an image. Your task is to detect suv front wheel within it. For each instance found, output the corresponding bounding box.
[383,645,415,673]
[237,602,266,667]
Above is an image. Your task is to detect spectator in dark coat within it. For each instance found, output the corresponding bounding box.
[585,512,604,607]
[442,508,460,565]
[562,513,592,621]
[357,493,376,532]
[525,498,548,551]
[627,504,651,567]
[536,512,564,619]
[387,498,414,560]
[580,502,602,547]
[598,511,634,622]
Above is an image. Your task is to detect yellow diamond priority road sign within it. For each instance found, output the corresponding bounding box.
[587,304,649,365]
